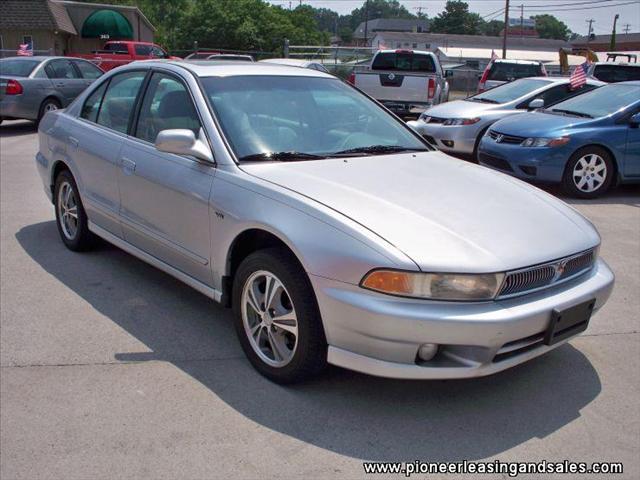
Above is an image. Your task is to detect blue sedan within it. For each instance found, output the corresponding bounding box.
[477,81,640,198]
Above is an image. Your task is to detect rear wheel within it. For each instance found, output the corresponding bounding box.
[232,248,327,384]
[562,146,614,198]
[37,98,61,125]
[54,170,94,251]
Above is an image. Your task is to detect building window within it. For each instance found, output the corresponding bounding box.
[22,35,33,49]
[412,43,418,49]
[425,43,431,49]
[396,42,401,48]
[417,26,423,33]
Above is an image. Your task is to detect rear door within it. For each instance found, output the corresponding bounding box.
[117,70,214,285]
[68,70,147,236]
[44,59,86,105]
[360,51,435,103]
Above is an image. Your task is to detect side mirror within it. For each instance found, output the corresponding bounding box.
[406,120,421,132]
[630,112,640,128]
[445,69,453,78]
[155,128,214,163]
[528,98,545,110]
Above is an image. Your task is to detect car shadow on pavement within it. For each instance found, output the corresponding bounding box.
[16,220,602,463]
[0,120,37,138]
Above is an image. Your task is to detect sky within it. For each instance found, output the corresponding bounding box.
[267,0,640,36]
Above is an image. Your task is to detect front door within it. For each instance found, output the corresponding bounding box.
[118,71,214,285]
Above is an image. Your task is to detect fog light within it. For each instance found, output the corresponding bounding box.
[441,140,454,148]
[418,343,439,361]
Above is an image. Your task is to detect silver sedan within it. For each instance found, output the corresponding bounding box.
[407,77,604,159]
[36,61,614,383]
[1,56,103,124]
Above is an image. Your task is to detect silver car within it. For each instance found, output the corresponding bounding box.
[0,56,104,124]
[260,58,329,73]
[36,61,614,383]
[407,77,604,159]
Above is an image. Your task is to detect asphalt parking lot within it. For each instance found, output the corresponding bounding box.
[1,120,638,479]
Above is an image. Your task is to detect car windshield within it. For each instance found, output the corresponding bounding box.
[0,59,40,77]
[469,78,551,104]
[548,83,640,118]
[488,62,542,81]
[201,75,428,161]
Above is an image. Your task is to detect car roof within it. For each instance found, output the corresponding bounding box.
[525,76,606,86]
[260,58,313,67]
[134,59,332,78]
[0,56,93,62]
[493,59,542,65]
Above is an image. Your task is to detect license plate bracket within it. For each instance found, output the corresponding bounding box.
[544,299,595,346]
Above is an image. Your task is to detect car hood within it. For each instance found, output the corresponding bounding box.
[425,100,505,118]
[242,152,599,273]
[490,111,595,137]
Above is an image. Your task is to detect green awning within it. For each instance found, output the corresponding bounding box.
[81,10,133,40]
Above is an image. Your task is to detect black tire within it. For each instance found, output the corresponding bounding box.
[54,169,94,251]
[472,125,491,164]
[36,98,61,126]
[232,247,327,384]
[562,146,615,199]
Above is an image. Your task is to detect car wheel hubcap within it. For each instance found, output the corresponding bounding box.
[45,103,58,113]
[57,181,78,239]
[573,154,606,193]
[241,270,298,367]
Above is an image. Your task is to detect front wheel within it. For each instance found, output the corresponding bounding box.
[562,147,614,199]
[232,248,327,384]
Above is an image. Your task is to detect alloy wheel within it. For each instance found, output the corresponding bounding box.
[241,270,298,367]
[57,181,78,240]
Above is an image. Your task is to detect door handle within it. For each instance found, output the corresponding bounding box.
[55,82,65,87]
[68,136,79,148]
[121,157,136,174]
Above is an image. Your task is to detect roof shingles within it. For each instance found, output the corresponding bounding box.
[0,0,76,34]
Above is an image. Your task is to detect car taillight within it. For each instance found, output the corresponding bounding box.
[347,72,355,85]
[427,78,435,99]
[5,79,23,95]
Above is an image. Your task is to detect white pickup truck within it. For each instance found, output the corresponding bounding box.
[349,49,449,117]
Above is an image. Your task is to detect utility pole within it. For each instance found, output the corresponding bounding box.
[414,6,425,19]
[502,0,510,59]
[363,0,370,47]
[586,19,595,43]
[610,14,619,50]
[623,23,631,34]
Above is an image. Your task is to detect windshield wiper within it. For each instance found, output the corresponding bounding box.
[330,145,430,156]
[549,109,593,118]
[470,98,500,104]
[238,151,326,162]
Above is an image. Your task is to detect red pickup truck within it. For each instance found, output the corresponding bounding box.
[68,41,180,71]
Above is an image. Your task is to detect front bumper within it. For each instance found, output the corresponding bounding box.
[311,258,614,379]
[477,136,572,183]
[409,120,480,155]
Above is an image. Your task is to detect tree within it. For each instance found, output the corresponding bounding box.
[348,0,416,30]
[481,20,504,37]
[531,14,572,40]
[430,1,483,35]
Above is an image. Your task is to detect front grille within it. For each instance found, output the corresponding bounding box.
[498,249,596,298]
[479,153,513,172]
[488,129,525,145]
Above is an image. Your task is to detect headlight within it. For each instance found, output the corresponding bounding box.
[361,270,505,301]
[521,136,570,147]
[443,117,480,126]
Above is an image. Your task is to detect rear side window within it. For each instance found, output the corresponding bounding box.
[134,72,201,143]
[74,60,103,79]
[104,43,128,54]
[134,44,152,56]
[488,62,542,81]
[81,81,108,123]
[592,65,640,83]
[372,52,435,72]
[45,59,80,79]
[96,71,146,134]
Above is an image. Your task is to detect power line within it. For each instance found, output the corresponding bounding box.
[514,0,639,10]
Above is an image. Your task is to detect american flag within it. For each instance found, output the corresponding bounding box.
[570,61,590,90]
[17,43,33,56]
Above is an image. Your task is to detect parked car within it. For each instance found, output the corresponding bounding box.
[478,59,547,92]
[36,61,613,383]
[349,49,449,117]
[206,54,254,62]
[588,62,640,83]
[407,77,604,159]
[260,58,329,73]
[184,50,222,59]
[0,56,104,125]
[68,41,180,71]
[478,81,640,198]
